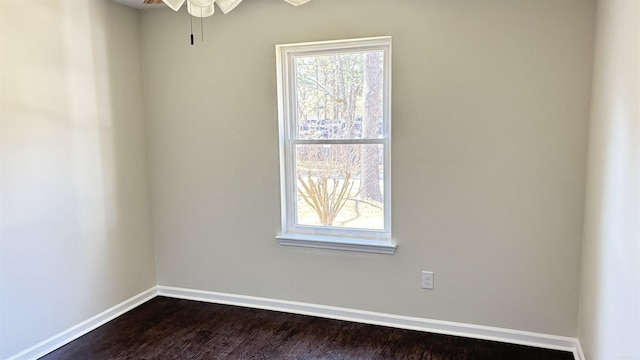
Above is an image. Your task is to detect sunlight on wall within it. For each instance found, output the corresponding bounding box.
[63,0,115,262]
[0,1,154,358]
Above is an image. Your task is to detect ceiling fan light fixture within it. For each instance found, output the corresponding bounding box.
[187,1,215,17]
[162,0,185,11]
[284,0,310,6]
[216,0,243,14]
[189,0,215,7]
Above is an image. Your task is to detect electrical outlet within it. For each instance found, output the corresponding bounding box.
[421,271,434,289]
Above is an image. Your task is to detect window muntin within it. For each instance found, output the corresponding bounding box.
[276,37,393,253]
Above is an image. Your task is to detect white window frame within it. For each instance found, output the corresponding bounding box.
[275,36,395,254]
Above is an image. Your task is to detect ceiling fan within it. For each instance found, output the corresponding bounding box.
[142,0,310,44]
[142,0,310,17]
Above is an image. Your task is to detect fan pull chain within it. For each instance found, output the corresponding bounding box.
[201,8,204,42]
[189,6,194,45]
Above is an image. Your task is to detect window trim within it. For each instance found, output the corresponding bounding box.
[275,36,395,254]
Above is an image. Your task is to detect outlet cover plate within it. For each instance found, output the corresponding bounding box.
[421,271,434,289]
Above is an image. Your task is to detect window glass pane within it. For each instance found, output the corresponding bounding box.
[295,144,384,230]
[295,51,384,140]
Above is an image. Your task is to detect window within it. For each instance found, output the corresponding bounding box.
[275,37,395,254]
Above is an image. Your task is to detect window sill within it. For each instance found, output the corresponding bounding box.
[276,235,396,255]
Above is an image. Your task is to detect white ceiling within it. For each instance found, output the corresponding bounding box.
[110,0,165,10]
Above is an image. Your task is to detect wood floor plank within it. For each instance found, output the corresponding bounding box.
[40,297,574,359]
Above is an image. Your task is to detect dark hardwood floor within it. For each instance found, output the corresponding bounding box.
[40,296,574,359]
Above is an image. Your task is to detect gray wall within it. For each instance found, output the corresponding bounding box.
[0,1,156,358]
[578,0,640,358]
[141,0,595,337]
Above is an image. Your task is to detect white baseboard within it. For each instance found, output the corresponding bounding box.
[157,285,582,359]
[7,286,158,360]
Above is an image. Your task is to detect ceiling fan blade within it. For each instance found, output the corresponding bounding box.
[216,0,243,14]
[162,0,186,11]
[143,0,164,4]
